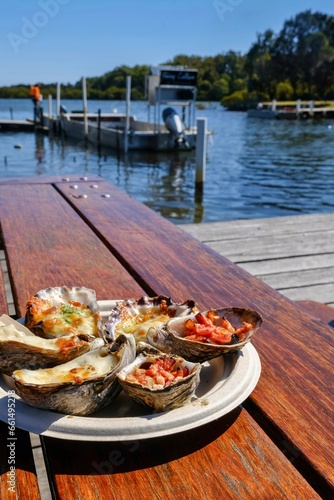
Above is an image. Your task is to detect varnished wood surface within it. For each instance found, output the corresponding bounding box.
[42,408,320,500]
[0,174,102,185]
[0,266,8,315]
[0,182,145,316]
[0,178,333,499]
[54,180,334,496]
[297,300,334,326]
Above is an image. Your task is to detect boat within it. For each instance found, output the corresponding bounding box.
[51,66,211,152]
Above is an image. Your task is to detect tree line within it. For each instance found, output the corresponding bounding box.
[1,10,333,109]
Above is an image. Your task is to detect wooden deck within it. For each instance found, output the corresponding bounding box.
[181,212,334,307]
[0,119,35,131]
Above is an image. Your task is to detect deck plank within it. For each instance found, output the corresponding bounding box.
[181,213,334,306]
[182,213,334,241]
[199,229,334,261]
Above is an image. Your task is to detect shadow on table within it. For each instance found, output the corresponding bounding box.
[41,406,243,475]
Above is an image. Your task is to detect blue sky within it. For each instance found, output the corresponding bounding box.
[1,0,334,86]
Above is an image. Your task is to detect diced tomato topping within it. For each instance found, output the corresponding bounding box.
[195,312,212,326]
[185,318,196,329]
[183,310,253,345]
[235,322,253,341]
[220,318,234,332]
[126,357,190,388]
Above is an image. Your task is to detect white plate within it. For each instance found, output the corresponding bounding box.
[0,300,261,441]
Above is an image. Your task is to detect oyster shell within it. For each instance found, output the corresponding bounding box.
[12,333,136,416]
[117,348,201,411]
[25,286,102,340]
[147,307,263,363]
[104,295,197,344]
[0,315,92,375]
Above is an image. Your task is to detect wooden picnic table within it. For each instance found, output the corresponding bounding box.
[0,175,333,500]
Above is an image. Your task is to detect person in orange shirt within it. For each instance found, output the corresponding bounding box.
[29,84,40,104]
[29,84,43,123]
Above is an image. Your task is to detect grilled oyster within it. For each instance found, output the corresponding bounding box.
[12,334,136,416]
[25,286,102,340]
[0,314,92,375]
[147,307,263,363]
[104,295,197,345]
[117,348,201,411]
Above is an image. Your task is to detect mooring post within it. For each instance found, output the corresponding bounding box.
[97,108,101,152]
[56,83,61,134]
[124,75,131,153]
[48,95,52,131]
[56,83,61,116]
[296,99,301,117]
[195,117,207,193]
[82,77,88,142]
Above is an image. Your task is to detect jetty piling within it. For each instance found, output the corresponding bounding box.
[195,117,207,191]
[56,83,61,117]
[48,95,52,120]
[55,82,61,134]
[124,75,131,153]
[82,77,88,142]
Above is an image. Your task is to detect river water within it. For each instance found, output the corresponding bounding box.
[1,98,334,224]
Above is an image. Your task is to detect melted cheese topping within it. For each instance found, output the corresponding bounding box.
[116,313,170,343]
[13,350,117,385]
[0,322,82,351]
[27,298,99,338]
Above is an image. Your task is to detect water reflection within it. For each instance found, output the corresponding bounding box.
[35,133,45,163]
[1,99,334,223]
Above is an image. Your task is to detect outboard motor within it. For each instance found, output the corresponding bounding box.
[162,107,190,148]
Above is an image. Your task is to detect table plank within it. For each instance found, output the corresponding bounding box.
[297,300,334,326]
[0,174,102,185]
[0,264,8,315]
[55,180,334,496]
[0,183,145,316]
[42,409,320,500]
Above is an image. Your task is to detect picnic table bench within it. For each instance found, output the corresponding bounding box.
[0,176,333,499]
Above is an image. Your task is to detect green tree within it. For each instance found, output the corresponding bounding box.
[276,81,294,100]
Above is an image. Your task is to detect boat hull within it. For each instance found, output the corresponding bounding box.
[57,115,197,152]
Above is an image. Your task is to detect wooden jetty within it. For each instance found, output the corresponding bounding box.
[287,106,334,119]
[249,106,334,120]
[0,119,35,131]
[182,212,334,307]
[248,100,334,120]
